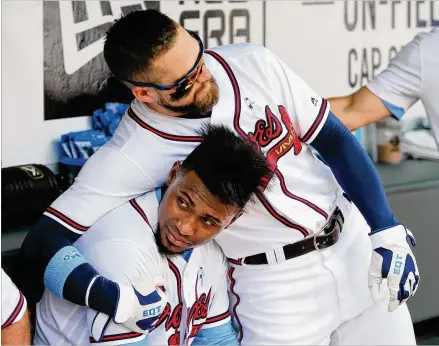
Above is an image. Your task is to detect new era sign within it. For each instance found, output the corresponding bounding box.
[43,1,265,120]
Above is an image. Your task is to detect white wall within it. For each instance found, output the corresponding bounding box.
[2,1,92,168]
[1,0,436,167]
[267,1,437,97]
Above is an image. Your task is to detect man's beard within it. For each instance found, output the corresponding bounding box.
[158,77,219,115]
[153,224,182,257]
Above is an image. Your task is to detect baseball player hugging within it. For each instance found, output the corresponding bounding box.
[23,9,419,346]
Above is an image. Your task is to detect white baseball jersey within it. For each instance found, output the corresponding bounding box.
[367,27,439,148]
[35,190,232,346]
[1,269,27,329]
[48,42,342,259]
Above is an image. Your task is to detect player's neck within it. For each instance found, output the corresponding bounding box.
[145,102,185,117]
[143,102,212,119]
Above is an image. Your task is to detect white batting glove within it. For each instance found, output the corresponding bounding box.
[368,224,420,312]
[114,275,167,334]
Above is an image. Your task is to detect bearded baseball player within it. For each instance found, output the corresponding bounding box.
[330,27,438,148]
[34,125,268,345]
[21,9,419,345]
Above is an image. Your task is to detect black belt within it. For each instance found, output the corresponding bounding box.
[234,207,345,266]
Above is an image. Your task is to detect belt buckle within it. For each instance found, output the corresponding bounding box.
[313,211,341,252]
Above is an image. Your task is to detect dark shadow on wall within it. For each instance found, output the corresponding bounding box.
[43,1,135,120]
[44,77,134,120]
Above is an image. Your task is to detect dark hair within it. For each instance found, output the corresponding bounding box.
[181,125,271,210]
[103,10,178,82]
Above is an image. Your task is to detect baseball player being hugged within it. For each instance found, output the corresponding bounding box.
[34,124,270,345]
[22,10,419,345]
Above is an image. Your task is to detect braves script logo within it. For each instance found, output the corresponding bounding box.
[248,106,282,150]
[247,104,302,167]
[247,105,302,157]
[187,289,212,338]
[155,288,212,345]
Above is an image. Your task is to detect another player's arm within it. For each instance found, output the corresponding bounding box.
[83,239,165,344]
[2,270,31,345]
[329,30,424,131]
[20,146,157,323]
[192,250,238,346]
[1,310,31,345]
[328,87,391,131]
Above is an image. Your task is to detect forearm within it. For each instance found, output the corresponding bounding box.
[22,215,118,316]
[329,87,391,131]
[311,112,397,230]
[1,310,31,345]
[327,95,356,131]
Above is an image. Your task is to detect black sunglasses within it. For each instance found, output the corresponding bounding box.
[124,30,204,95]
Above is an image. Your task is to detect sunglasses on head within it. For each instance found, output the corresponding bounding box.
[124,30,204,97]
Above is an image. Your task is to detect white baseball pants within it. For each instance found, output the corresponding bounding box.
[227,206,416,345]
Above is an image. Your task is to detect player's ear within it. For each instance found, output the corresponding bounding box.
[166,161,181,186]
[132,86,158,103]
[225,210,244,229]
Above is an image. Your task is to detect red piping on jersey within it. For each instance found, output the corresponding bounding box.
[205,310,231,325]
[257,192,309,236]
[205,50,311,236]
[227,267,243,343]
[168,260,182,303]
[205,51,243,139]
[127,107,204,142]
[2,292,25,329]
[129,199,152,230]
[274,169,328,219]
[300,98,328,143]
[228,258,243,265]
[45,207,89,232]
[89,331,142,343]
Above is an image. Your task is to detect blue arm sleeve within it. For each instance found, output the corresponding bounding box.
[20,215,118,316]
[192,321,240,346]
[310,112,397,230]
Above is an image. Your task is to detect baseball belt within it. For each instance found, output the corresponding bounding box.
[231,205,347,266]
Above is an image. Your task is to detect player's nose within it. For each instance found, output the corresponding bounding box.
[175,216,196,237]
